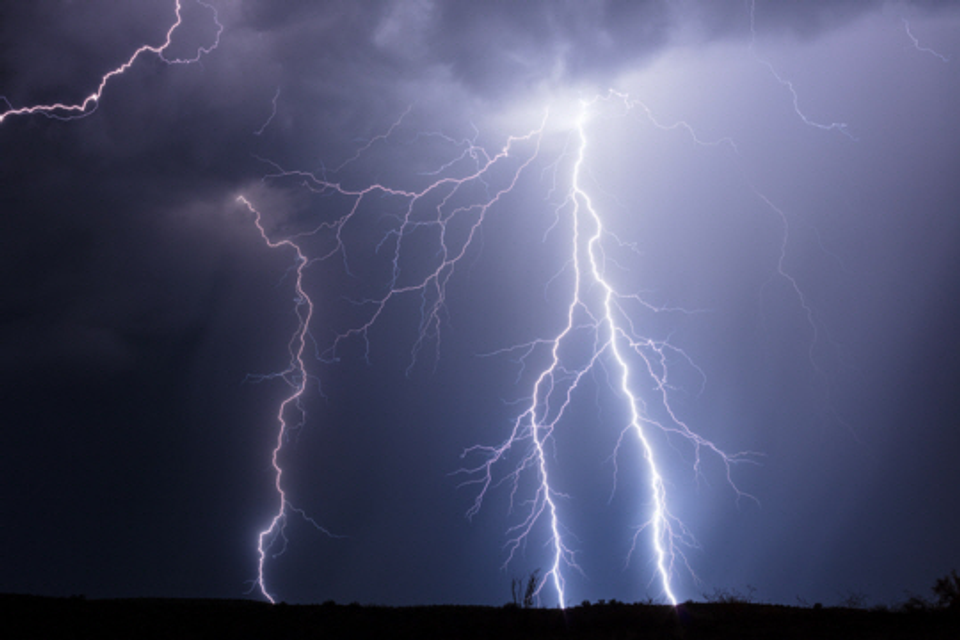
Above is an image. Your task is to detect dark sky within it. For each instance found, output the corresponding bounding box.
[2,0,959,608]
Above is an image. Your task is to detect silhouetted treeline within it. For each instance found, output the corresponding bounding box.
[4,593,958,639]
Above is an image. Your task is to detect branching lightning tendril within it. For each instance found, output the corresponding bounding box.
[0,0,222,124]
[902,18,950,63]
[747,0,855,140]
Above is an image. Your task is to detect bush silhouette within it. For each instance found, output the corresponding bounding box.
[933,570,960,610]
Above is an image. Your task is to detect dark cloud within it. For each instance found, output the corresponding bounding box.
[204,0,943,109]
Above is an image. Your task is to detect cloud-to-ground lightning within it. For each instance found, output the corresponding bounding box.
[0,0,222,124]
[242,92,759,608]
[457,93,756,607]
[239,112,553,602]
[236,196,339,604]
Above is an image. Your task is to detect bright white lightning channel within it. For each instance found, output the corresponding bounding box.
[459,93,753,608]
[574,98,680,606]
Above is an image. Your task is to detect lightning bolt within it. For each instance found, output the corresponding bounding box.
[239,110,551,602]
[458,92,755,608]
[0,0,222,124]
[236,196,339,604]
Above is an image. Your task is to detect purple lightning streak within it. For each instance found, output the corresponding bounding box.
[254,88,282,136]
[458,92,757,608]
[0,0,222,124]
[902,18,950,63]
[237,196,338,604]
[746,0,854,140]
[240,111,551,601]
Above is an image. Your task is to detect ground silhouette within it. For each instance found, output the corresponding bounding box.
[5,593,959,639]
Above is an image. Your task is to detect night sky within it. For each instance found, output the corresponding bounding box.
[3,0,960,608]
